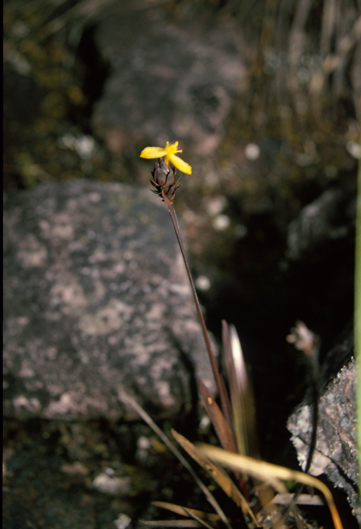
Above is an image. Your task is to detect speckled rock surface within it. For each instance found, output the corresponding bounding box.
[92,7,247,156]
[287,358,360,522]
[3,180,216,421]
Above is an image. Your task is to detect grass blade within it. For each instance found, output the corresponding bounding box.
[222,321,258,457]
[198,444,344,529]
[172,430,258,527]
[152,502,220,522]
[118,388,232,529]
[199,380,237,454]
[184,508,217,529]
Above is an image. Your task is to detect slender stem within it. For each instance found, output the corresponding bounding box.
[304,355,319,474]
[162,191,229,416]
[285,352,319,520]
[356,155,361,491]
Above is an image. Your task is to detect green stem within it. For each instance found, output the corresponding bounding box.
[355,154,361,490]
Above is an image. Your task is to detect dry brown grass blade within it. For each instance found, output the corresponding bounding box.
[216,373,235,435]
[118,389,232,529]
[184,508,216,529]
[199,381,237,454]
[198,444,344,529]
[171,430,258,528]
[152,502,220,522]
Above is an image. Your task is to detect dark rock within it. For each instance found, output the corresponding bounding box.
[286,184,356,262]
[286,182,358,520]
[3,180,216,421]
[319,321,354,390]
[287,356,360,522]
[91,7,247,156]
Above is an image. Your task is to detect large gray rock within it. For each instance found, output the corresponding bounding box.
[3,180,216,421]
[92,7,246,156]
[288,356,359,522]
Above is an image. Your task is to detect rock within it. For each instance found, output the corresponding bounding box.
[286,184,356,262]
[318,321,354,390]
[3,180,216,421]
[92,473,131,495]
[91,7,247,156]
[287,356,360,522]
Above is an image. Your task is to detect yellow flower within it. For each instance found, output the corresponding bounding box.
[140,141,192,175]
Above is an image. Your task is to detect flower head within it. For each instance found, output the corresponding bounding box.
[149,159,180,205]
[140,141,192,175]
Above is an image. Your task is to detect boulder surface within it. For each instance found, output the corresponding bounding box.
[4,180,216,421]
[92,7,247,156]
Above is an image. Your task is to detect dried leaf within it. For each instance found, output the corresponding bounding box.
[184,508,217,529]
[118,389,231,529]
[172,430,258,527]
[198,444,344,529]
[199,381,236,454]
[152,502,220,522]
[286,321,319,357]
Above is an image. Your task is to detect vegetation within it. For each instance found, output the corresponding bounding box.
[4,1,359,526]
[122,147,347,528]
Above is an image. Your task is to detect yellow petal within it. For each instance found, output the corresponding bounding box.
[169,154,192,174]
[167,141,181,154]
[140,146,167,159]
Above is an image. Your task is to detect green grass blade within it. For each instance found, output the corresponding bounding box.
[356,154,361,490]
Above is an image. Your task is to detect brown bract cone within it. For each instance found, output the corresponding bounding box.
[150,158,181,204]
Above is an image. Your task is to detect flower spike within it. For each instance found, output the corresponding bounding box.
[140,141,192,175]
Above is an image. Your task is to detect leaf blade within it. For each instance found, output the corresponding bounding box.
[172,430,258,527]
[199,380,237,454]
[198,444,344,529]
